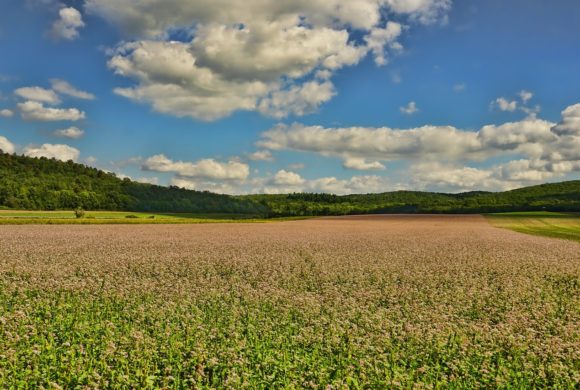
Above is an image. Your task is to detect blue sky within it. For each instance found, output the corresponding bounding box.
[1,0,579,194]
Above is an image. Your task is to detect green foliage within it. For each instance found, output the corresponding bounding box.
[0,152,267,215]
[74,207,85,219]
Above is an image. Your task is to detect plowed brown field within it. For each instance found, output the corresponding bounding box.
[0,215,578,387]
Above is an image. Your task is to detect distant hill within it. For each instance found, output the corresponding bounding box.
[243,181,580,216]
[1,151,578,216]
[0,152,267,215]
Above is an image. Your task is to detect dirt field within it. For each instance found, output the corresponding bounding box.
[0,215,578,387]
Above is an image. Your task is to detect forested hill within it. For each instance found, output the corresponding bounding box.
[1,151,579,216]
[0,152,267,215]
[243,181,580,216]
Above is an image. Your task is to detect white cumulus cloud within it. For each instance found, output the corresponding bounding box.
[494,97,518,112]
[23,143,80,161]
[0,135,15,154]
[142,154,249,181]
[272,170,305,186]
[50,79,95,100]
[248,150,274,161]
[343,157,386,171]
[259,173,390,195]
[0,109,14,118]
[18,101,85,121]
[14,87,60,104]
[85,0,450,121]
[519,90,533,104]
[257,101,580,192]
[400,101,418,115]
[50,7,85,40]
[54,126,85,139]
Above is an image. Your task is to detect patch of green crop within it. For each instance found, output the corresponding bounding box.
[1,286,577,388]
[487,212,580,242]
[0,210,309,224]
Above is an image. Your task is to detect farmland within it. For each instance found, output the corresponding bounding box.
[0,210,289,225]
[487,211,580,242]
[0,215,578,388]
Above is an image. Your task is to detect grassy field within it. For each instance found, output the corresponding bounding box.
[0,215,578,388]
[0,210,301,224]
[487,211,580,242]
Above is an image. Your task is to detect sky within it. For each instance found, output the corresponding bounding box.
[0,0,579,194]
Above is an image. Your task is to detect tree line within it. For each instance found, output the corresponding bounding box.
[243,183,580,216]
[1,151,579,216]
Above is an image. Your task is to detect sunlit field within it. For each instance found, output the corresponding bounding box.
[487,211,580,242]
[0,215,578,388]
[0,210,299,225]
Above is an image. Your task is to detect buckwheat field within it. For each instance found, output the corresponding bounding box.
[0,215,578,388]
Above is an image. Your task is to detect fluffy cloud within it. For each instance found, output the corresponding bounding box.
[519,90,533,104]
[108,40,271,121]
[87,0,450,120]
[54,126,85,139]
[410,157,565,193]
[493,90,540,119]
[364,22,403,65]
[257,81,336,119]
[384,0,451,24]
[258,119,560,163]
[142,154,249,181]
[0,135,15,154]
[551,103,580,136]
[18,101,85,121]
[494,97,517,112]
[477,120,557,152]
[260,172,391,194]
[257,101,580,192]
[343,157,386,171]
[86,1,446,37]
[14,87,60,104]
[107,29,359,120]
[50,79,95,100]
[411,162,509,192]
[272,170,305,186]
[23,143,80,161]
[248,150,274,161]
[258,123,483,161]
[400,101,418,115]
[0,109,13,118]
[50,7,85,40]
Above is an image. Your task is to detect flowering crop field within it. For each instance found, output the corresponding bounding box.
[0,215,578,388]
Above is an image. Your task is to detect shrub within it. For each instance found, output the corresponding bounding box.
[74,208,85,219]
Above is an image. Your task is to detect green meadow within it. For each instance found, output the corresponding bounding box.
[486,211,580,242]
[0,210,299,224]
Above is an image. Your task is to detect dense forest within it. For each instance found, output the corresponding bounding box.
[1,151,579,216]
[0,152,267,215]
[245,182,580,216]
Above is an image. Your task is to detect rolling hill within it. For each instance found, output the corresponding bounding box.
[1,151,578,216]
[243,181,580,216]
[0,152,267,215]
